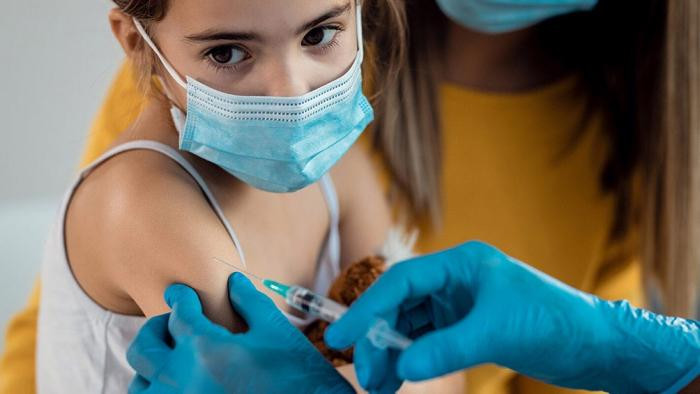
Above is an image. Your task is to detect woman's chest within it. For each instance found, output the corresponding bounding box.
[420,103,615,288]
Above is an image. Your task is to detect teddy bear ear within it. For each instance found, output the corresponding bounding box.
[379,226,419,267]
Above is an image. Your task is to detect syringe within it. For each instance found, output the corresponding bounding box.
[263,279,413,351]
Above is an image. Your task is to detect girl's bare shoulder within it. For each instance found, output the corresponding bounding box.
[65,148,242,319]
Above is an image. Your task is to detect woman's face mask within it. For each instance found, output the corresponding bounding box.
[436,0,598,34]
[134,0,373,193]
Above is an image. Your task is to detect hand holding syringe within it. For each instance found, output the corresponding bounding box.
[213,257,413,351]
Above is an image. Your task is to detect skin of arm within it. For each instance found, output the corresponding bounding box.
[65,149,246,332]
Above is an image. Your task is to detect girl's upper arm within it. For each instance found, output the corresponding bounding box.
[68,152,246,332]
[332,144,392,268]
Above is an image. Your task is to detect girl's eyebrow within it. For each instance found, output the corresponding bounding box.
[295,2,352,35]
[183,2,352,43]
[184,30,259,43]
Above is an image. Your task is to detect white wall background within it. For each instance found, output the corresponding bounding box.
[0,0,123,352]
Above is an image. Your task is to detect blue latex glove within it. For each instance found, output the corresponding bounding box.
[325,241,700,393]
[127,272,354,394]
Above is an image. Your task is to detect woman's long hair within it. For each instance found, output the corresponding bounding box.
[374,0,700,318]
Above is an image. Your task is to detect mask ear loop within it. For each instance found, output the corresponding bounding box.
[132,18,188,89]
[155,74,186,130]
[158,75,186,134]
[155,75,184,110]
[355,1,364,63]
[132,19,188,132]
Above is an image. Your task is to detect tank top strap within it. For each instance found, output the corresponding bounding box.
[81,140,246,267]
[317,174,341,277]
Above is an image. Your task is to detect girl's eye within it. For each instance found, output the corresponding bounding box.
[207,45,248,65]
[302,26,339,47]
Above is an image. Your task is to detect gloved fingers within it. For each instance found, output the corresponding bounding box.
[397,314,489,381]
[127,314,172,381]
[326,251,455,349]
[128,375,150,394]
[399,301,436,338]
[227,272,286,331]
[165,283,213,340]
[354,337,403,393]
[399,297,424,314]
[373,358,404,394]
[130,379,177,394]
[353,336,390,389]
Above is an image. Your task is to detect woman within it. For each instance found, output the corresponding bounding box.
[2,0,697,393]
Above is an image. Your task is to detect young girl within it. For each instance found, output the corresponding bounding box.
[35,0,455,392]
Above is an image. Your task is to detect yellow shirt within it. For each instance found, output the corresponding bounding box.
[416,80,642,393]
[0,62,642,394]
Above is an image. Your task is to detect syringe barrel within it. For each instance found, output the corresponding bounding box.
[285,285,414,351]
[286,286,348,322]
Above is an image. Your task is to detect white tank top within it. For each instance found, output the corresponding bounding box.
[36,140,341,394]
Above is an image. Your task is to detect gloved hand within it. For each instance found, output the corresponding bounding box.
[127,272,354,394]
[325,241,700,394]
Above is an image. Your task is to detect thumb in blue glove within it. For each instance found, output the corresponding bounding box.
[127,272,354,394]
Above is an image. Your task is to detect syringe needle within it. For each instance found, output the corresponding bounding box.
[212,257,264,282]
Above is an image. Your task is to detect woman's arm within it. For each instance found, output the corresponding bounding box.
[0,281,40,394]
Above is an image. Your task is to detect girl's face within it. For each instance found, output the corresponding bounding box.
[145,0,358,103]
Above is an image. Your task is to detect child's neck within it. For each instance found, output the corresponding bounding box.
[118,98,180,147]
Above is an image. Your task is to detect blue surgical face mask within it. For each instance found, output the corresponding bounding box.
[134,4,373,193]
[435,0,597,34]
